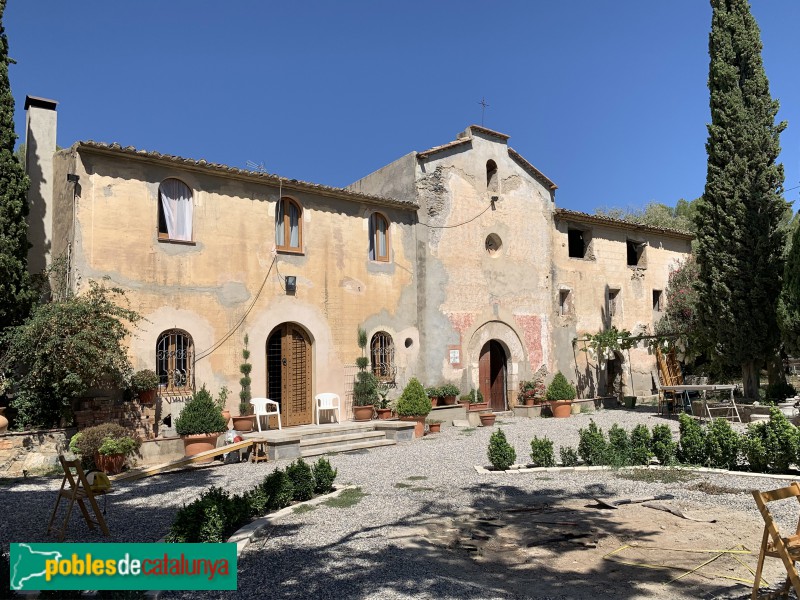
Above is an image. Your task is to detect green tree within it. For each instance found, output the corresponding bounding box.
[695,0,787,398]
[0,1,34,330]
[778,221,800,354]
[1,280,141,429]
[595,200,697,233]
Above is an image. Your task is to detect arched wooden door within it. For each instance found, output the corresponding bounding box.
[479,340,507,411]
[266,323,312,427]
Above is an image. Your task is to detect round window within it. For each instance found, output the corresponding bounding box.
[485,233,503,256]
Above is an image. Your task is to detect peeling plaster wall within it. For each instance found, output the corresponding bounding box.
[553,218,693,397]
[68,151,419,412]
[413,131,555,394]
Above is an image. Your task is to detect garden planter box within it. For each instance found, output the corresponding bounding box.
[94,452,126,475]
[600,396,618,410]
[468,402,489,412]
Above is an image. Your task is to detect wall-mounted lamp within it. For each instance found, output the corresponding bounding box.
[66,174,80,183]
[285,276,296,294]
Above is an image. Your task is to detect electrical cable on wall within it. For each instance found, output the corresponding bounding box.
[418,202,492,229]
[194,254,277,362]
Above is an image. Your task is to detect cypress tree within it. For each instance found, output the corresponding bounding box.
[695,0,787,398]
[0,0,33,329]
[778,224,800,355]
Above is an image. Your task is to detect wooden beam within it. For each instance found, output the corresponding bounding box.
[111,438,259,483]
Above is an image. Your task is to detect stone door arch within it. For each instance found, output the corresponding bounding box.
[467,321,526,409]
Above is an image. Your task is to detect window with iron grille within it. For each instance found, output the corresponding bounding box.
[370,332,395,382]
[156,329,194,394]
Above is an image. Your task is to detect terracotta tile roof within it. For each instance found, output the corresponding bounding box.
[416,137,472,159]
[73,141,419,211]
[507,148,558,191]
[554,208,695,240]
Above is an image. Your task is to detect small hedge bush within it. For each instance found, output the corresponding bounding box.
[651,424,676,465]
[559,446,579,467]
[396,377,432,417]
[545,371,577,401]
[742,407,798,473]
[578,420,608,465]
[175,385,228,435]
[705,418,740,469]
[286,459,315,502]
[488,428,516,470]
[166,458,337,544]
[530,436,555,467]
[629,424,652,466]
[313,458,337,494]
[677,413,706,465]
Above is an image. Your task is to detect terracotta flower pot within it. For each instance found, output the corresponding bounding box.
[182,433,220,464]
[94,452,126,475]
[231,415,255,432]
[430,397,440,407]
[376,408,393,420]
[399,416,426,438]
[428,422,442,433]
[221,409,231,426]
[138,388,157,405]
[441,395,457,406]
[479,412,496,427]
[550,400,573,418]
[353,405,374,421]
[469,402,489,412]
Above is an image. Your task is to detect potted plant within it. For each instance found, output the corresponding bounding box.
[427,419,443,433]
[352,327,378,421]
[175,385,228,462]
[232,335,256,432]
[465,388,487,411]
[130,368,160,404]
[69,423,141,475]
[376,385,393,420]
[397,377,432,438]
[479,412,496,427]
[546,371,577,418]
[426,386,441,407]
[439,383,460,405]
[215,385,231,425]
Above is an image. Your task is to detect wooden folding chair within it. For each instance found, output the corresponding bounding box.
[752,482,800,599]
[46,456,110,541]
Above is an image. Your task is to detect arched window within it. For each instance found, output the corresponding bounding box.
[158,178,193,241]
[156,329,194,394]
[369,213,390,262]
[370,332,395,382]
[486,160,498,193]
[276,197,302,252]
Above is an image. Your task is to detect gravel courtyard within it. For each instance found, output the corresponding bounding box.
[3,406,799,599]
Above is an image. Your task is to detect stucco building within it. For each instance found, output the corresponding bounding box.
[24,97,693,432]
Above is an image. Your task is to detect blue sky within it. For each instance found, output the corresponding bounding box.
[8,1,800,213]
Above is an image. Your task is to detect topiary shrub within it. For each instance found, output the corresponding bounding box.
[396,377,432,417]
[286,458,315,502]
[705,418,741,469]
[262,468,295,511]
[608,423,629,465]
[629,424,652,466]
[312,457,337,494]
[487,428,516,470]
[742,407,799,473]
[530,436,555,467]
[546,371,577,401]
[175,385,228,436]
[651,424,677,465]
[677,413,706,465]
[559,446,579,467]
[578,420,608,465]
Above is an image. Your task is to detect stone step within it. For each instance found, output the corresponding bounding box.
[299,431,387,449]
[300,438,396,458]
[297,423,376,441]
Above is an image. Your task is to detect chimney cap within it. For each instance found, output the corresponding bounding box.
[24,95,58,111]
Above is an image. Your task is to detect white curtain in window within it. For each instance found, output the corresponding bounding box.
[275,200,285,247]
[376,216,387,257]
[368,216,376,260]
[289,202,299,248]
[159,179,193,241]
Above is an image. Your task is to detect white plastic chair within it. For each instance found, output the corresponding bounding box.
[315,393,341,425]
[251,398,282,431]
